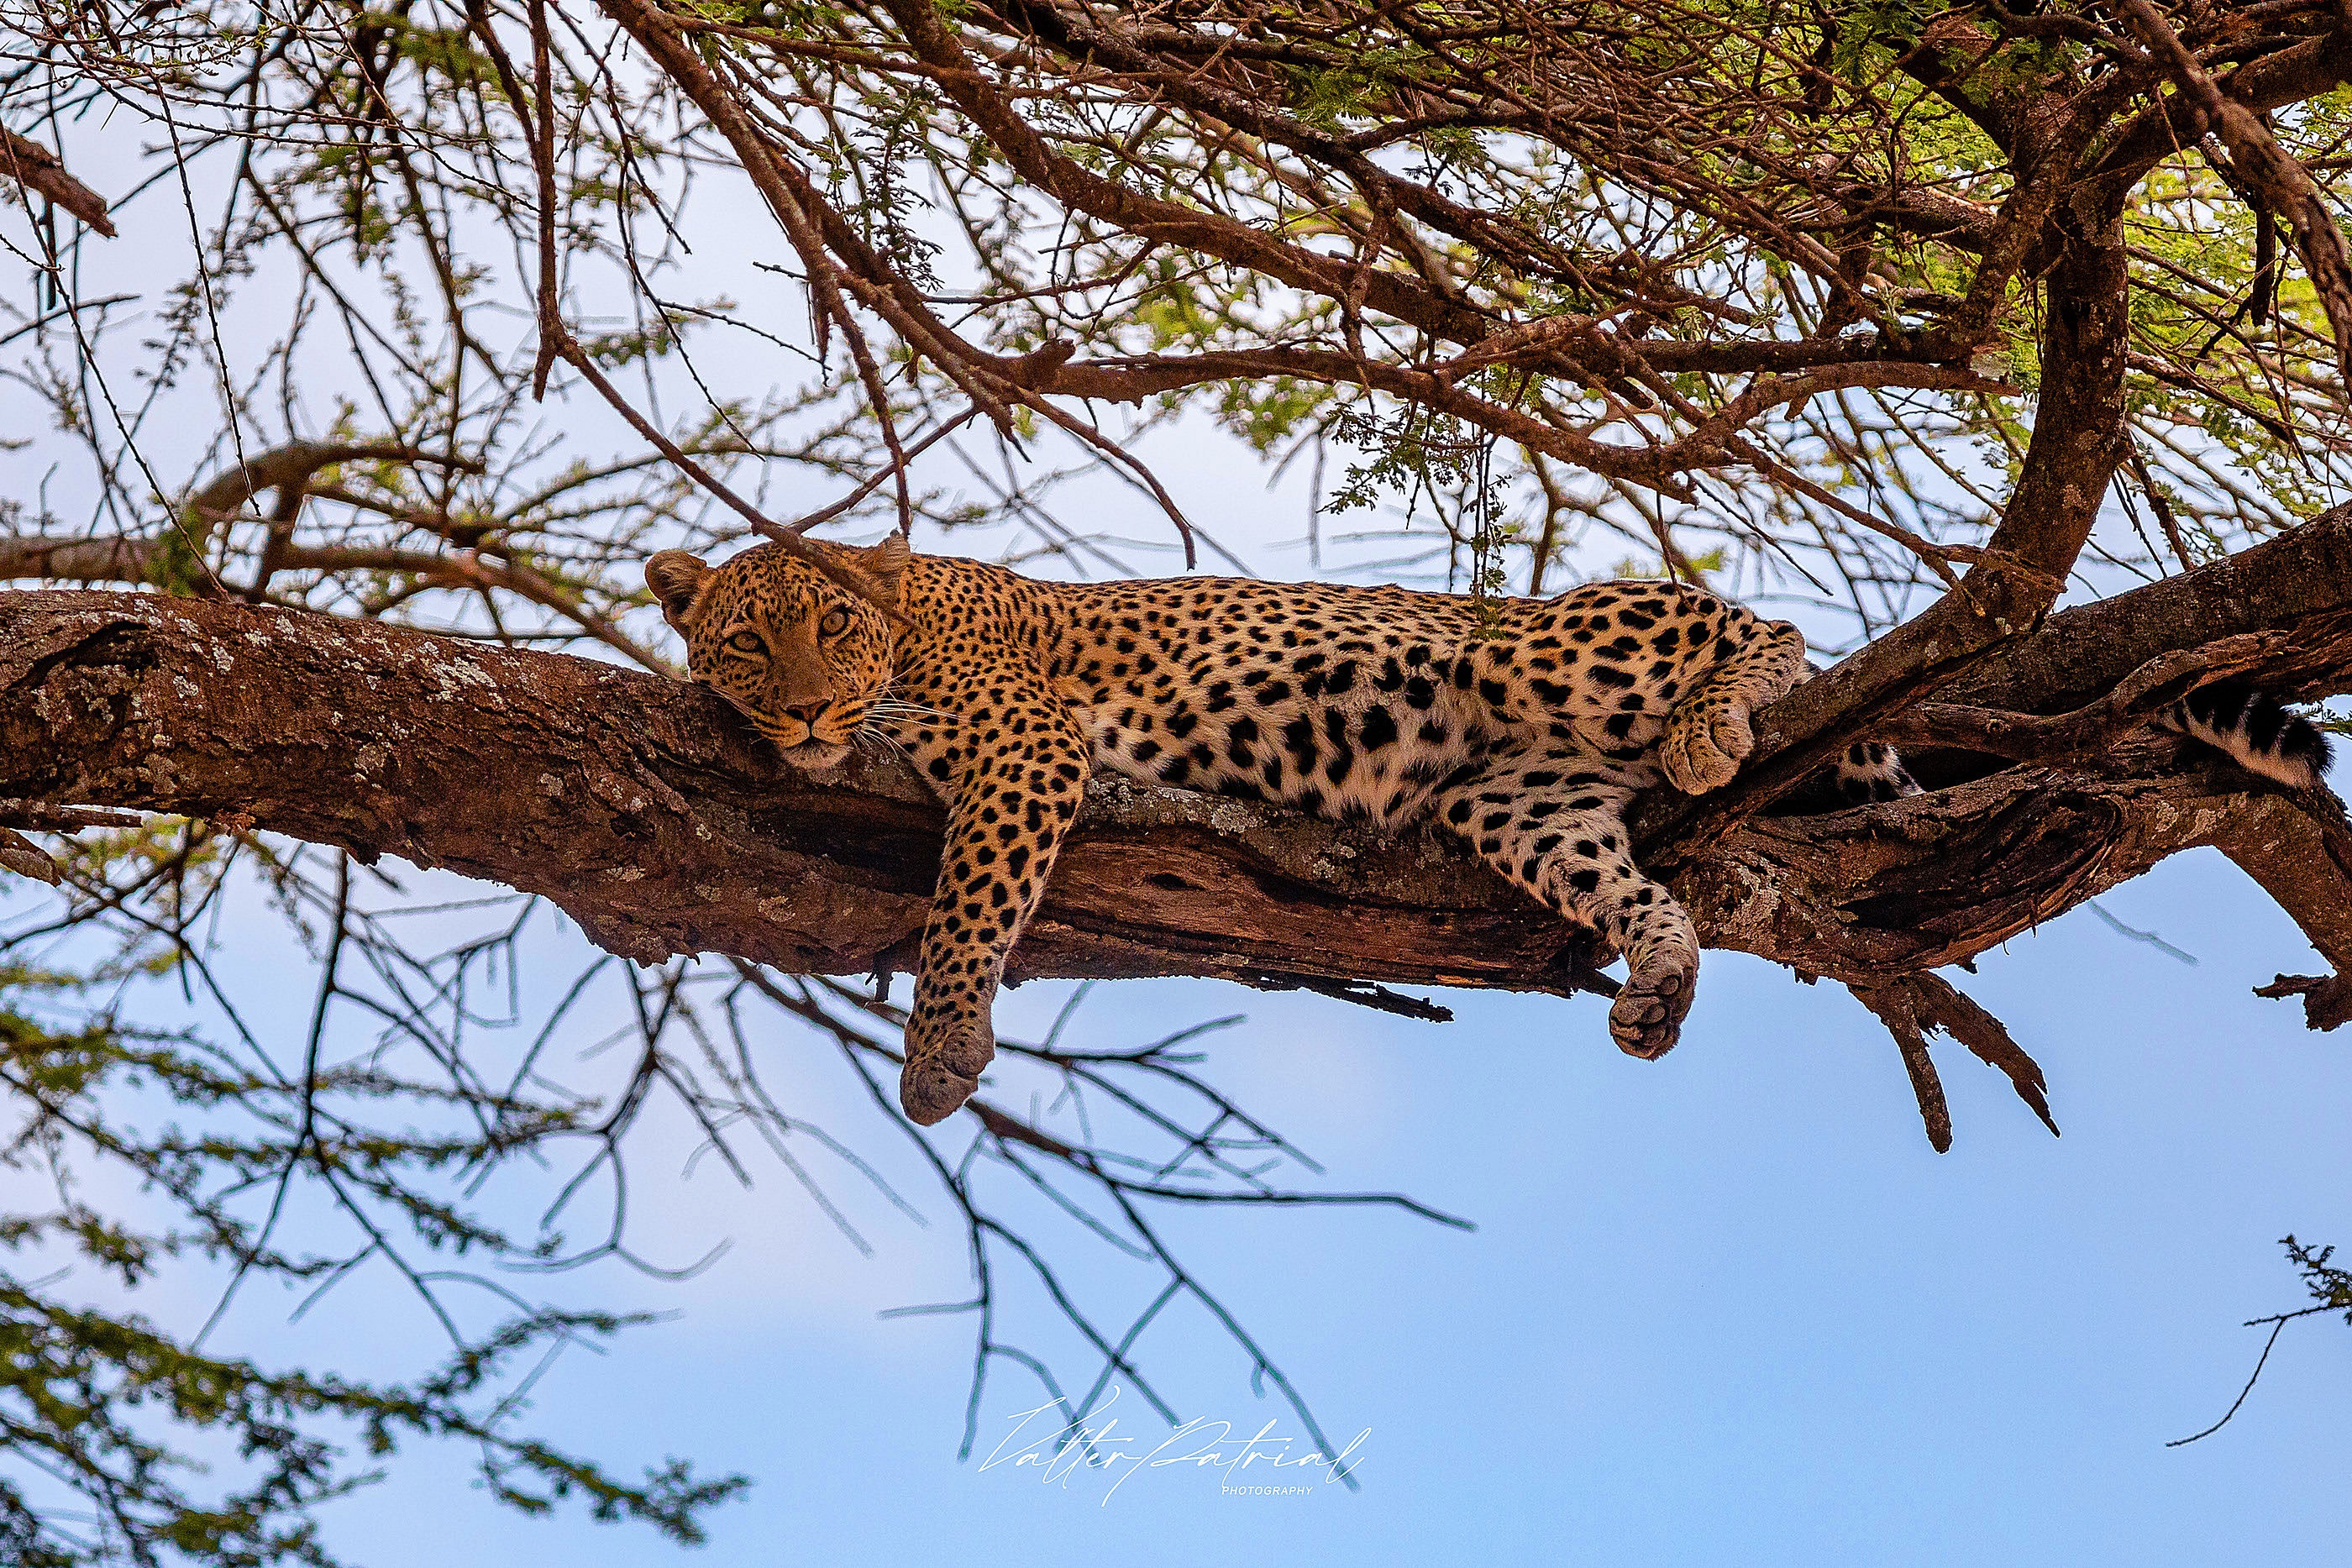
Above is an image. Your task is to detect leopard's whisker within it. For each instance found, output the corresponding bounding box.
[865,701,953,723]
[853,722,911,765]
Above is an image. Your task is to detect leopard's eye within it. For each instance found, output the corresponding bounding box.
[726,630,766,654]
[818,608,851,638]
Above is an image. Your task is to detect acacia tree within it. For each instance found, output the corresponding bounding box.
[3,0,2351,1559]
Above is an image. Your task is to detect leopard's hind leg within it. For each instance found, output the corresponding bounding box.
[1434,747,1696,1059]
[1656,616,1808,795]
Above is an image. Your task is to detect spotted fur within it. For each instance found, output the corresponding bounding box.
[648,540,1915,1125]
[2157,683,2334,790]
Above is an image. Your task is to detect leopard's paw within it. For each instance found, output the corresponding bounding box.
[900,1058,981,1125]
[1660,705,1750,795]
[1710,709,1756,772]
[1608,952,1697,1060]
[900,1011,997,1125]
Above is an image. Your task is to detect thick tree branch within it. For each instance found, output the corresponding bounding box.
[5,530,2346,1041]
[0,590,1608,1005]
[1641,189,2138,861]
[0,536,160,584]
[1943,501,2352,713]
[1878,632,2297,766]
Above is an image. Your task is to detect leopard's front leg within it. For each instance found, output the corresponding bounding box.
[893,647,1090,1125]
[1433,747,1697,1058]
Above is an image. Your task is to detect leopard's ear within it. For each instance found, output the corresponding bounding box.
[862,532,911,611]
[644,550,713,631]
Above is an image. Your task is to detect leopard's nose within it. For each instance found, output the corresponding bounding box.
[781,700,828,726]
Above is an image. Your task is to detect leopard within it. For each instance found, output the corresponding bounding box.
[645,533,1946,1125]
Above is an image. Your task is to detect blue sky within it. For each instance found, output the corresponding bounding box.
[218,832,2344,1567]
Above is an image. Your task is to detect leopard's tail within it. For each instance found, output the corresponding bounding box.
[2157,684,2334,790]
[1823,740,1919,805]
[1772,661,1922,809]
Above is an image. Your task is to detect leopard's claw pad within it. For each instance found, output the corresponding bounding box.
[900,1020,996,1125]
[1609,960,1694,1060]
[900,1059,981,1125]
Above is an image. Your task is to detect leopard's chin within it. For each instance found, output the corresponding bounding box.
[781,739,852,774]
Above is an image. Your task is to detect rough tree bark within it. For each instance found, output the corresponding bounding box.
[8,2,2352,1148]
[6,509,2347,1141]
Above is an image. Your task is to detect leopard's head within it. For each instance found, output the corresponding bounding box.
[644,536,908,770]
